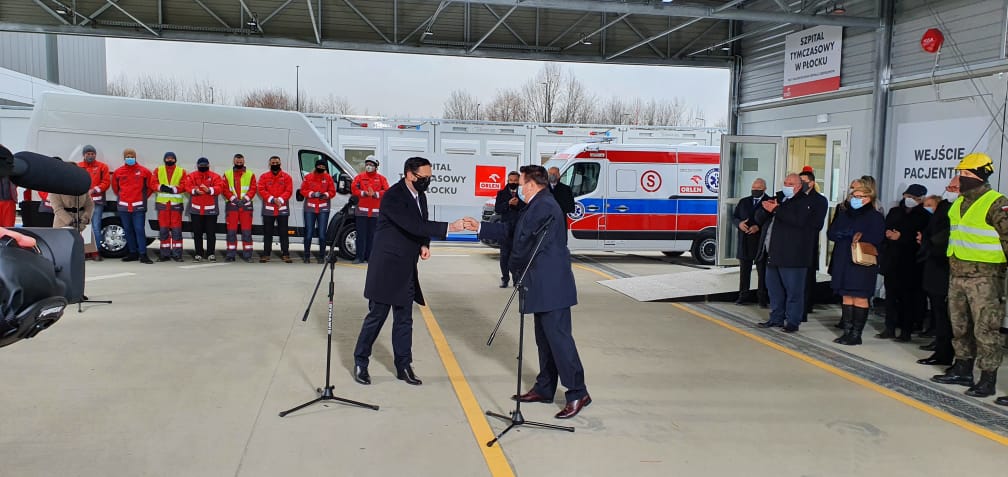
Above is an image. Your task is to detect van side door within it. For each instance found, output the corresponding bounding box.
[561,160,604,249]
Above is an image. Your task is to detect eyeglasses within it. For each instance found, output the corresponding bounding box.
[851,194,867,199]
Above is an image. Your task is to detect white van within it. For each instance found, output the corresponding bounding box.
[25,92,358,258]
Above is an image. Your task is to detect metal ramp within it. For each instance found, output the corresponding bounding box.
[598,267,831,302]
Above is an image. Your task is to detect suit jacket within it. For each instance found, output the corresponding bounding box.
[479,190,577,313]
[549,182,576,215]
[363,180,449,307]
[919,200,952,296]
[805,188,829,268]
[732,193,768,261]
[753,191,818,268]
[494,186,525,225]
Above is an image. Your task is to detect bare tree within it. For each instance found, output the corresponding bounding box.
[303,93,356,114]
[556,71,596,124]
[484,88,525,122]
[239,88,294,110]
[520,63,565,123]
[443,89,480,120]
[107,74,132,97]
[596,96,627,124]
[186,78,224,104]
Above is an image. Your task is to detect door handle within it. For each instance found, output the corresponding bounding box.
[586,205,600,212]
[615,205,629,212]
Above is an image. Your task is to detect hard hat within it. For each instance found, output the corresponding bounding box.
[955,152,993,170]
[364,155,378,167]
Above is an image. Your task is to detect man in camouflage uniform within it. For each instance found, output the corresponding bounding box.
[931,153,1008,403]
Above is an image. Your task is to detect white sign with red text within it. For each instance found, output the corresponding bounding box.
[783,25,843,99]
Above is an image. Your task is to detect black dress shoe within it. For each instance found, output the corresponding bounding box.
[122,254,139,262]
[354,366,371,385]
[995,395,1008,406]
[555,395,591,419]
[756,321,782,328]
[396,366,422,385]
[157,256,171,262]
[512,389,553,403]
[139,255,153,264]
[500,279,509,288]
[875,329,896,339]
[781,325,799,333]
[917,355,953,366]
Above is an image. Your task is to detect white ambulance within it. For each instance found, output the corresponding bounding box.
[505,142,721,265]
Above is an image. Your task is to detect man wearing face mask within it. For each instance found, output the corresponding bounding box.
[916,180,956,365]
[352,157,465,386]
[547,166,575,216]
[300,158,337,264]
[754,173,818,333]
[258,156,294,263]
[222,153,257,263]
[732,178,769,306]
[494,171,526,288]
[184,157,224,262]
[111,148,154,264]
[930,153,1008,404]
[149,152,188,262]
[78,145,110,260]
[799,169,829,322]
[878,183,930,341]
[350,155,389,264]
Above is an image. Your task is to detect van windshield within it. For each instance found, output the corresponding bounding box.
[299,150,345,178]
[561,162,600,197]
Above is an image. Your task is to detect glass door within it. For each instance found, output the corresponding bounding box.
[784,129,849,270]
[717,136,783,266]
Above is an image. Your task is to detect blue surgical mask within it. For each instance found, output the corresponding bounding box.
[924,206,935,214]
[782,187,796,199]
[517,184,526,202]
[125,157,136,166]
[850,198,865,210]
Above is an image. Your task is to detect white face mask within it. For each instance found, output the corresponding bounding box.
[365,165,376,173]
[943,191,959,202]
[904,197,919,208]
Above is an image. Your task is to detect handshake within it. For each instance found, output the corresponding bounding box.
[447,217,481,233]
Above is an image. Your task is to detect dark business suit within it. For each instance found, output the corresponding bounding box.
[549,182,576,215]
[754,191,818,329]
[353,179,449,371]
[479,189,586,401]
[732,193,768,304]
[803,188,829,320]
[494,186,525,283]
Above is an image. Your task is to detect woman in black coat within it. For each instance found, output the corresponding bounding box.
[827,183,886,345]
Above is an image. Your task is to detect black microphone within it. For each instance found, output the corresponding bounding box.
[7,149,91,196]
[535,214,555,236]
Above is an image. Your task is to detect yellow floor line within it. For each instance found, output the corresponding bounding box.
[671,302,1008,447]
[419,305,516,477]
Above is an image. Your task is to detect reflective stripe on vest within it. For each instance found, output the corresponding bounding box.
[224,169,253,198]
[947,189,1007,263]
[155,166,185,204]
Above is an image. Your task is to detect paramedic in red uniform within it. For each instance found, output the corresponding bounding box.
[0,176,15,227]
[350,155,389,263]
[149,151,187,262]
[111,148,154,264]
[79,144,110,260]
[184,157,224,262]
[258,155,294,263]
[301,158,337,264]
[222,153,257,263]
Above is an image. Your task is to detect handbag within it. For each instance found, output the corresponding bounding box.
[851,232,877,266]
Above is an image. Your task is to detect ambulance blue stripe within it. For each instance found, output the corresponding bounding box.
[578,198,717,215]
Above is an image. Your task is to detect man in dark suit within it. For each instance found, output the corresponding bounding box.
[799,170,829,322]
[754,173,820,333]
[732,178,769,306]
[352,157,465,386]
[494,171,525,288]
[467,165,590,419]
[547,166,575,215]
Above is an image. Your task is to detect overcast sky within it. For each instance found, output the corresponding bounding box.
[106,38,729,122]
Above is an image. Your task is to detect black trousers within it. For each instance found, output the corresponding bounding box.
[353,300,414,371]
[803,267,816,316]
[738,255,768,304]
[191,214,217,257]
[499,228,515,282]
[884,276,926,335]
[531,307,588,402]
[262,215,289,255]
[928,292,954,361]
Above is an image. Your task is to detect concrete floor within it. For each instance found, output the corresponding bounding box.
[1,243,1007,476]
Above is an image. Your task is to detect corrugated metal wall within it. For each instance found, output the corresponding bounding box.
[890,0,1006,80]
[0,32,106,94]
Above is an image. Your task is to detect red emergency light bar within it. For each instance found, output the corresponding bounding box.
[397,124,418,129]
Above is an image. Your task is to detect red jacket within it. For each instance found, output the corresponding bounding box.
[300,171,337,214]
[79,160,111,205]
[222,168,257,212]
[258,170,294,217]
[183,170,224,216]
[351,171,390,217]
[111,164,154,212]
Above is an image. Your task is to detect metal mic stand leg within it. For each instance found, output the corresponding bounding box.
[280,252,378,417]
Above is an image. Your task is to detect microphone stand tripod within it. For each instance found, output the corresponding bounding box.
[76,194,110,313]
[279,229,378,417]
[484,215,573,447]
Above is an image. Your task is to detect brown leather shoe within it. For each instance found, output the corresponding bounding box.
[259,255,270,263]
[555,395,591,419]
[282,255,292,263]
[511,389,553,404]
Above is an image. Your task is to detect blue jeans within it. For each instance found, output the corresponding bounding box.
[354,215,376,261]
[304,210,330,257]
[91,203,104,250]
[766,266,807,328]
[119,210,147,255]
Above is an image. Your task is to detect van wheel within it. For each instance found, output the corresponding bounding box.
[690,230,717,266]
[99,216,128,258]
[661,251,684,257]
[337,224,357,260]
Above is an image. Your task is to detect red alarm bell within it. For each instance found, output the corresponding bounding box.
[921,28,944,53]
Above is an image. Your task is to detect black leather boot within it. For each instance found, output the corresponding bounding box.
[833,305,854,342]
[838,306,868,346]
[965,370,997,398]
[931,358,975,387]
[995,395,1008,406]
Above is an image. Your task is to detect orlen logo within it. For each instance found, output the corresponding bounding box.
[679,185,703,194]
[690,175,703,184]
[475,165,506,197]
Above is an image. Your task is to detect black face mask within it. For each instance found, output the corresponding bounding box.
[315,167,325,174]
[959,176,985,193]
[233,164,244,170]
[270,164,281,172]
[801,181,812,192]
[752,189,763,198]
[165,160,176,167]
[198,166,209,173]
[508,183,519,190]
[413,176,431,193]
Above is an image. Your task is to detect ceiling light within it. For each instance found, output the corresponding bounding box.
[422,31,434,38]
[831,3,846,14]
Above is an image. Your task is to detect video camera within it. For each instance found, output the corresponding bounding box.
[0,145,91,348]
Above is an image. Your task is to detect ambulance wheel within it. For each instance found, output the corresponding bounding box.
[99,216,128,258]
[691,230,717,266]
[337,224,357,260]
[661,251,684,257]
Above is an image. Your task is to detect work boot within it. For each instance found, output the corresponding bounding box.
[833,304,853,337]
[931,358,975,387]
[157,256,171,262]
[838,306,869,346]
[965,371,998,398]
[996,395,1008,406]
[259,255,270,263]
[282,255,292,263]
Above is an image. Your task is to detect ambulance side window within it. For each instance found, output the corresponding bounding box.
[561,162,600,197]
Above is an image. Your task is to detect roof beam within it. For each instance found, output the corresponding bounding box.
[192,0,231,29]
[306,0,321,44]
[469,4,518,53]
[261,0,295,26]
[30,0,71,25]
[343,0,392,43]
[606,0,747,61]
[103,0,159,37]
[483,4,527,46]
[546,11,592,48]
[80,0,118,26]
[619,17,665,59]
[473,0,880,29]
[562,13,628,51]
[400,1,452,44]
[671,20,722,58]
[239,0,264,34]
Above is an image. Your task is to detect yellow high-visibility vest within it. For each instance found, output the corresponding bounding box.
[948,189,1007,263]
[224,169,253,197]
[155,166,185,205]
